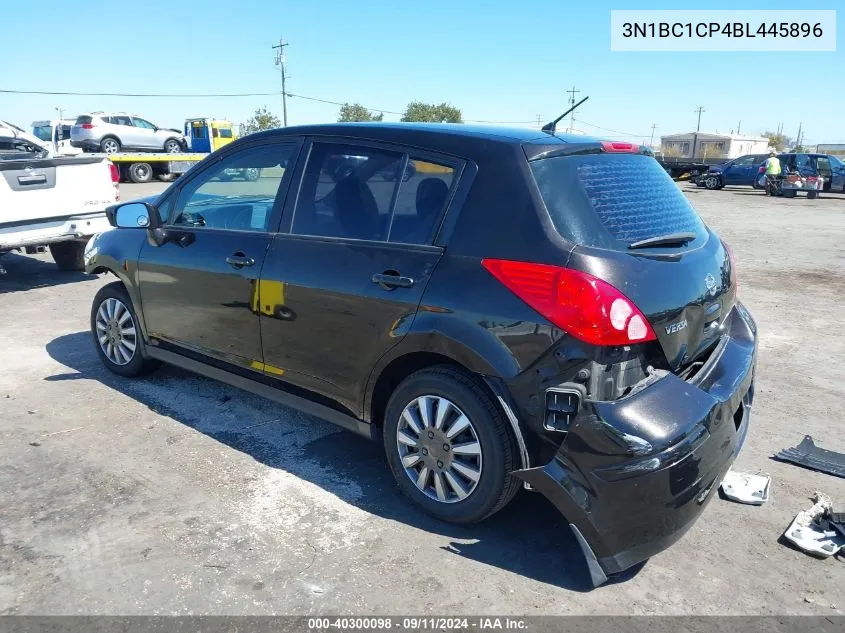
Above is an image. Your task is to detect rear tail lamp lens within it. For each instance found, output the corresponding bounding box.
[80,123,95,129]
[481,259,656,346]
[109,162,120,201]
[722,240,738,295]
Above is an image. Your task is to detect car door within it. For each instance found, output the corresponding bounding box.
[137,138,301,371]
[131,117,160,149]
[721,157,741,185]
[108,115,138,148]
[827,155,845,191]
[259,139,462,415]
[725,155,753,185]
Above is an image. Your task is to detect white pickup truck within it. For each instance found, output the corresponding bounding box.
[1,124,119,272]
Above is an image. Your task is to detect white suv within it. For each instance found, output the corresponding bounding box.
[70,112,186,154]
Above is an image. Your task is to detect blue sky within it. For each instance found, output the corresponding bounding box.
[2,0,842,144]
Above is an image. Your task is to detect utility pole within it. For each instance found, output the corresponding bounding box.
[272,38,288,127]
[536,114,542,129]
[565,85,580,133]
[694,106,705,132]
[796,121,803,148]
[692,106,705,158]
[649,123,657,147]
[737,120,741,135]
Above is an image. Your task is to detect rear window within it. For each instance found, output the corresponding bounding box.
[75,116,92,125]
[32,126,52,141]
[530,153,707,250]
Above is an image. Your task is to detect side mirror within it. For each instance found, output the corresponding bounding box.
[109,201,160,229]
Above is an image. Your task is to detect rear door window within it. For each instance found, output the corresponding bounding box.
[291,142,404,241]
[529,153,707,250]
[388,159,456,245]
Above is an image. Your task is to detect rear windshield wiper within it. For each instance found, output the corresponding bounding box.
[628,232,697,250]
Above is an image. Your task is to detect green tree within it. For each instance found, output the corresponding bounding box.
[242,107,281,134]
[762,131,790,151]
[400,101,463,123]
[337,103,384,122]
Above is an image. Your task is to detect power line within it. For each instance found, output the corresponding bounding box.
[0,86,565,126]
[573,118,650,139]
[0,88,279,97]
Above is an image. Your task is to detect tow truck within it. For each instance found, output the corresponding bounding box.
[106,118,238,182]
[75,117,238,183]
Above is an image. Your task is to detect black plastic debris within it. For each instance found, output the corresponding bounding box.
[775,435,845,479]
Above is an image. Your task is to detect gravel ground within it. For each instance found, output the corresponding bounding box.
[1,182,843,616]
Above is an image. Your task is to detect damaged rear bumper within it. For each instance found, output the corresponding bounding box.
[512,303,758,587]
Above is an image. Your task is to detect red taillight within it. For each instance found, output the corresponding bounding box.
[601,141,640,153]
[80,123,95,129]
[481,259,656,346]
[109,162,120,201]
[723,240,738,295]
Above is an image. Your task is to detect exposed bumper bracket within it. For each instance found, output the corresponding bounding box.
[570,524,608,588]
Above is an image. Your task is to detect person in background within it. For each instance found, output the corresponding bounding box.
[764,151,782,195]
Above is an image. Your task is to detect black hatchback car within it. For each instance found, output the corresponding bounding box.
[85,123,757,586]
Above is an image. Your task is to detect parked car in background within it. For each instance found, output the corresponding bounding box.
[31,119,83,156]
[768,153,845,193]
[0,120,53,156]
[698,153,769,189]
[1,127,118,271]
[71,112,186,154]
[85,123,756,587]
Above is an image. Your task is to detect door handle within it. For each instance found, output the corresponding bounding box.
[226,253,255,269]
[372,273,414,289]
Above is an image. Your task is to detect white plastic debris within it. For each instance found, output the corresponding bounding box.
[783,492,845,558]
[720,469,771,505]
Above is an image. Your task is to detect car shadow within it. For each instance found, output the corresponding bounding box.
[45,331,646,592]
[0,252,94,294]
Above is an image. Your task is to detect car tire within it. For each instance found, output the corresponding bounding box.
[383,365,520,524]
[100,137,121,154]
[90,282,160,377]
[704,175,720,190]
[163,138,182,153]
[49,241,86,271]
[244,167,261,182]
[127,162,153,183]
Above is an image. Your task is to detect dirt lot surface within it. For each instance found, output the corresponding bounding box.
[1,183,844,615]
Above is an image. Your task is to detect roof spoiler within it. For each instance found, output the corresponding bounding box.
[541,96,589,135]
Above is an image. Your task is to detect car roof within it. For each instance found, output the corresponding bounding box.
[249,122,598,148]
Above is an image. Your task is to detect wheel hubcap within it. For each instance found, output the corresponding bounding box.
[396,395,482,504]
[95,297,137,366]
[104,141,117,153]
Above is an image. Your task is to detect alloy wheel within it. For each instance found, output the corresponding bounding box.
[102,139,119,154]
[396,395,483,503]
[95,297,137,366]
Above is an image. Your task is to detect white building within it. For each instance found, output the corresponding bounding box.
[659,132,769,160]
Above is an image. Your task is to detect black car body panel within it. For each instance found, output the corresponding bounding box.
[86,122,759,585]
[513,301,756,574]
